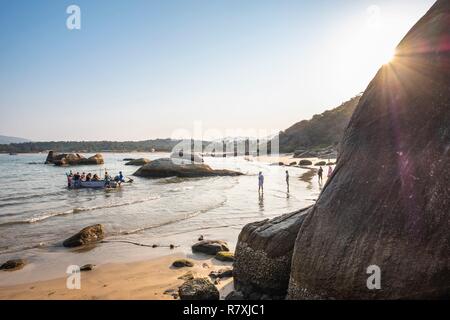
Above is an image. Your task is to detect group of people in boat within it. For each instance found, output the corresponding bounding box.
[67,170,125,188]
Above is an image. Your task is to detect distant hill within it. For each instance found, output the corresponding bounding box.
[277,95,362,153]
[0,135,30,144]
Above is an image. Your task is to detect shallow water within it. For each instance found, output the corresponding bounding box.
[0,153,322,285]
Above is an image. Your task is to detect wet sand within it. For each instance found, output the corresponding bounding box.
[0,254,233,300]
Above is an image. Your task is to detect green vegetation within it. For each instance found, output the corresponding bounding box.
[0,139,184,153]
[277,94,362,153]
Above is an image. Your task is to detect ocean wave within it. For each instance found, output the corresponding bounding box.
[0,195,161,227]
[0,242,47,255]
[0,190,67,206]
[111,198,227,236]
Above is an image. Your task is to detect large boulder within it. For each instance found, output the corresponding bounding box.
[125,158,150,166]
[233,207,311,299]
[178,278,220,300]
[45,151,104,166]
[133,158,242,178]
[63,224,105,248]
[288,0,450,299]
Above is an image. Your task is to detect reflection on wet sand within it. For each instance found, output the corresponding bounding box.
[258,193,264,212]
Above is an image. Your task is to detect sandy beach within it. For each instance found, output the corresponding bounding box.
[0,253,234,300]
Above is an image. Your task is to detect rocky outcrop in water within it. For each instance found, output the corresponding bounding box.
[45,151,104,166]
[133,158,242,178]
[125,158,150,166]
[63,224,105,248]
[233,207,311,299]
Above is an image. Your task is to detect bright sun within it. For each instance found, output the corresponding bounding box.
[381,48,397,64]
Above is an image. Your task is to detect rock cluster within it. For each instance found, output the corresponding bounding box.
[45,151,104,166]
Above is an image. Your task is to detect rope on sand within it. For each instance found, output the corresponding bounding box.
[100,240,178,249]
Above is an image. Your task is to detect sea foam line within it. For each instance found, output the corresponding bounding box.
[0,195,161,227]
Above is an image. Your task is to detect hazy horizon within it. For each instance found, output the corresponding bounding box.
[0,0,435,141]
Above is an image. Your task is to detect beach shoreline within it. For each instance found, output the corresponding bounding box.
[0,253,234,300]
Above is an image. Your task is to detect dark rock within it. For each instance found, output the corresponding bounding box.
[125,158,150,166]
[198,235,204,241]
[225,291,245,300]
[63,224,105,248]
[288,1,450,299]
[0,259,26,271]
[215,251,234,262]
[289,161,297,166]
[172,259,194,268]
[133,158,242,178]
[178,278,220,300]
[192,240,229,255]
[209,267,233,279]
[314,161,326,166]
[298,160,312,166]
[80,264,95,271]
[233,207,311,298]
[248,292,262,300]
[123,158,135,161]
[45,151,104,166]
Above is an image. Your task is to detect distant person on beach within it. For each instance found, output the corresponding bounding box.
[258,171,264,194]
[327,165,333,178]
[318,166,323,183]
[286,170,290,191]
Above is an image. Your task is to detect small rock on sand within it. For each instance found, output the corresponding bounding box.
[192,240,229,255]
[0,259,26,271]
[215,251,235,262]
[172,259,194,268]
[63,224,105,248]
[178,278,220,300]
[80,264,96,271]
[209,267,233,279]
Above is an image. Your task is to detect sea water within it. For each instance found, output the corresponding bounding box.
[0,152,321,285]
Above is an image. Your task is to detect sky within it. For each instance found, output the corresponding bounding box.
[0,0,436,141]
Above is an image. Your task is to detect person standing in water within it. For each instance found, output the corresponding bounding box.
[258,171,264,194]
[318,166,323,183]
[285,170,290,192]
[327,165,333,179]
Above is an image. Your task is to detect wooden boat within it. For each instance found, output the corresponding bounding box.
[68,179,120,189]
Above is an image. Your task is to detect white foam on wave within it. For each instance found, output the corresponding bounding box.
[0,195,161,227]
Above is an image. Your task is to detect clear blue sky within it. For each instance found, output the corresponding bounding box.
[0,0,435,141]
